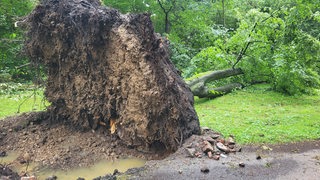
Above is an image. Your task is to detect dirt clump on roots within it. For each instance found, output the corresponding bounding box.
[24,0,200,153]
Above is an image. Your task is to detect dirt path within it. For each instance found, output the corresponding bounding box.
[127,141,320,180]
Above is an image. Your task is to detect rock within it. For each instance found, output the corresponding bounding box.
[113,169,119,175]
[262,145,272,151]
[185,148,196,157]
[228,144,235,149]
[77,178,85,180]
[46,175,58,180]
[207,151,213,158]
[220,154,228,158]
[200,127,211,134]
[178,170,182,174]
[194,152,202,158]
[200,167,210,173]
[216,142,230,153]
[21,176,37,180]
[227,136,235,145]
[203,136,216,144]
[202,141,214,153]
[0,151,7,157]
[256,155,262,160]
[239,162,245,167]
[218,138,225,144]
[211,134,220,139]
[212,155,220,160]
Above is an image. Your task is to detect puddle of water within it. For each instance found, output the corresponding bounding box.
[36,158,145,179]
[1,152,145,179]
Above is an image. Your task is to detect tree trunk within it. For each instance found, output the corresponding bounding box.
[186,68,244,98]
[24,0,200,152]
[191,83,243,98]
[186,68,243,87]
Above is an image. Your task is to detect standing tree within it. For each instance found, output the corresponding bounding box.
[157,0,176,33]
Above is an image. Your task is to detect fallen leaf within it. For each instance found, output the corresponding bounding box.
[110,119,116,134]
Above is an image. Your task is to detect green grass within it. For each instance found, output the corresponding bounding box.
[0,83,47,119]
[195,84,320,144]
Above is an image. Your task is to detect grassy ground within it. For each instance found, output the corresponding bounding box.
[195,84,320,144]
[0,83,47,119]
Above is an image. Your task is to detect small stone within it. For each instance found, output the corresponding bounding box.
[200,167,210,173]
[21,176,37,180]
[204,136,216,144]
[256,155,262,160]
[113,169,119,175]
[77,178,85,180]
[186,148,196,157]
[216,142,230,153]
[194,152,202,158]
[178,170,182,174]
[220,153,228,158]
[212,155,220,160]
[218,138,225,144]
[227,136,235,145]
[186,143,193,148]
[262,145,272,151]
[0,151,7,157]
[237,147,242,152]
[207,151,213,158]
[202,141,214,153]
[46,175,58,180]
[239,162,245,167]
[8,129,13,132]
[200,127,211,134]
[211,134,220,139]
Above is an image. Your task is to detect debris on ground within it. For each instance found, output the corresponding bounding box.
[183,127,241,161]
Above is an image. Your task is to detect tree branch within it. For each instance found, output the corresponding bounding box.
[232,9,280,69]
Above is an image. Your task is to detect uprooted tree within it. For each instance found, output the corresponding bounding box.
[24,0,200,152]
[186,68,244,98]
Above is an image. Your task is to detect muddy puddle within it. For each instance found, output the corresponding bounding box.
[1,152,146,179]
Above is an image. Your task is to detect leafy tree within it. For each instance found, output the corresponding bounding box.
[0,0,36,82]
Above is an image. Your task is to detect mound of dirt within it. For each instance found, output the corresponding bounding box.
[24,0,200,152]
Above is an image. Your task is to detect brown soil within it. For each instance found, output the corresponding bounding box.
[0,112,163,171]
[1,112,320,179]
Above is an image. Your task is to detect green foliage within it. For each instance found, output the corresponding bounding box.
[0,0,37,82]
[195,84,320,144]
[185,1,320,95]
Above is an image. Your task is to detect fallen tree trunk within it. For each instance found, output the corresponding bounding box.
[24,0,200,152]
[186,68,243,87]
[186,68,244,98]
[191,83,243,98]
